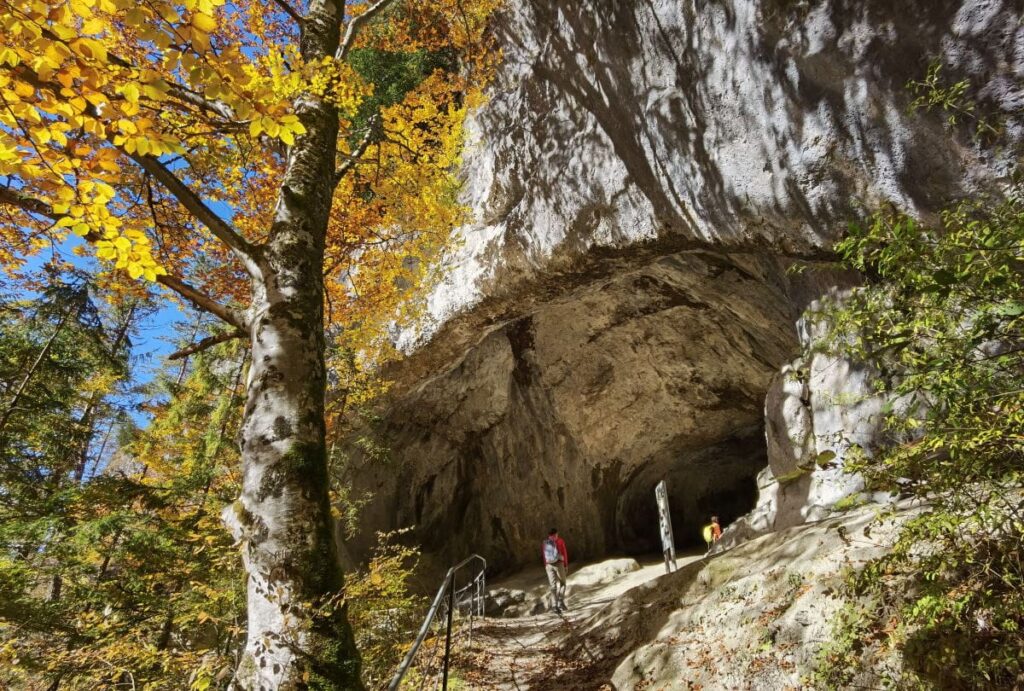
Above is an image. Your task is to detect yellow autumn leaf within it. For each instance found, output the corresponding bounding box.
[191,28,211,53]
[82,17,106,34]
[122,83,140,104]
[74,39,107,63]
[70,0,96,18]
[159,6,181,23]
[191,12,216,33]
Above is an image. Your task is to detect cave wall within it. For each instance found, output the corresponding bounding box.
[344,0,1022,574]
[350,253,797,572]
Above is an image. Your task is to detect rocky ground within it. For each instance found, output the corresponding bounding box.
[439,501,913,690]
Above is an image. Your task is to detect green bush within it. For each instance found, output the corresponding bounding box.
[812,189,1024,689]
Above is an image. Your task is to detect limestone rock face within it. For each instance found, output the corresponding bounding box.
[346,0,1021,574]
[764,363,815,483]
[402,0,1020,351]
[719,295,905,550]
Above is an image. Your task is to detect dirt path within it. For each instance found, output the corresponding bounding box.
[400,504,918,691]
[452,554,704,690]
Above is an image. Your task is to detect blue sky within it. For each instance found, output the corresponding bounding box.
[13,235,188,427]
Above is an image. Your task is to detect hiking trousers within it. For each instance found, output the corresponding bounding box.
[546,561,567,608]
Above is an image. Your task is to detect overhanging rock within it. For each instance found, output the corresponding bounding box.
[343,0,1022,574]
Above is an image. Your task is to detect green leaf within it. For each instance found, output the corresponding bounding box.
[994,301,1024,317]
[815,450,837,466]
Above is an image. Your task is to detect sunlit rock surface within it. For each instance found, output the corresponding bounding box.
[720,295,896,549]
[345,0,1022,573]
[400,0,1020,350]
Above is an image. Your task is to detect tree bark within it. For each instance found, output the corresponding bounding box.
[224,1,362,688]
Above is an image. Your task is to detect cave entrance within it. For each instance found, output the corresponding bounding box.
[615,428,765,553]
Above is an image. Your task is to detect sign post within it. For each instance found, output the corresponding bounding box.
[655,480,677,573]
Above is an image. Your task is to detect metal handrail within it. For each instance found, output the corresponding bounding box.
[387,553,487,690]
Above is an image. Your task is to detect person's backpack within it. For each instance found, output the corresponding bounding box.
[543,538,560,564]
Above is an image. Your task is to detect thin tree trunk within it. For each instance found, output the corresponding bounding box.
[225,1,362,687]
[0,312,68,441]
[155,352,247,653]
[73,305,136,482]
[81,416,116,483]
[95,461,148,585]
[48,306,139,609]
[175,313,205,387]
[156,610,175,651]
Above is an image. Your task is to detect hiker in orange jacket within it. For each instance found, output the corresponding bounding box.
[710,516,723,542]
[542,528,569,613]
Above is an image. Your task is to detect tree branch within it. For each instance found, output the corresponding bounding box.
[0,186,250,331]
[0,186,52,217]
[272,0,304,25]
[163,84,236,121]
[334,114,380,185]
[34,26,235,121]
[167,328,246,360]
[9,57,256,274]
[127,153,261,277]
[156,275,249,331]
[336,0,397,61]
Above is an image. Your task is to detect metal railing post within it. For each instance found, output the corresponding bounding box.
[442,575,456,689]
[388,554,487,690]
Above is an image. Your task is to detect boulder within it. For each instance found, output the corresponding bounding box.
[483,588,528,618]
[567,558,642,589]
[721,293,898,549]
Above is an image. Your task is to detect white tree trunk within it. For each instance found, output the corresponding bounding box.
[225,285,360,689]
[224,2,363,687]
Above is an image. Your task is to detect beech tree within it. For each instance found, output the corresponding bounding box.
[0,0,495,687]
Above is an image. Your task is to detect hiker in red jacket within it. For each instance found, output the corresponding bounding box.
[542,528,569,613]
